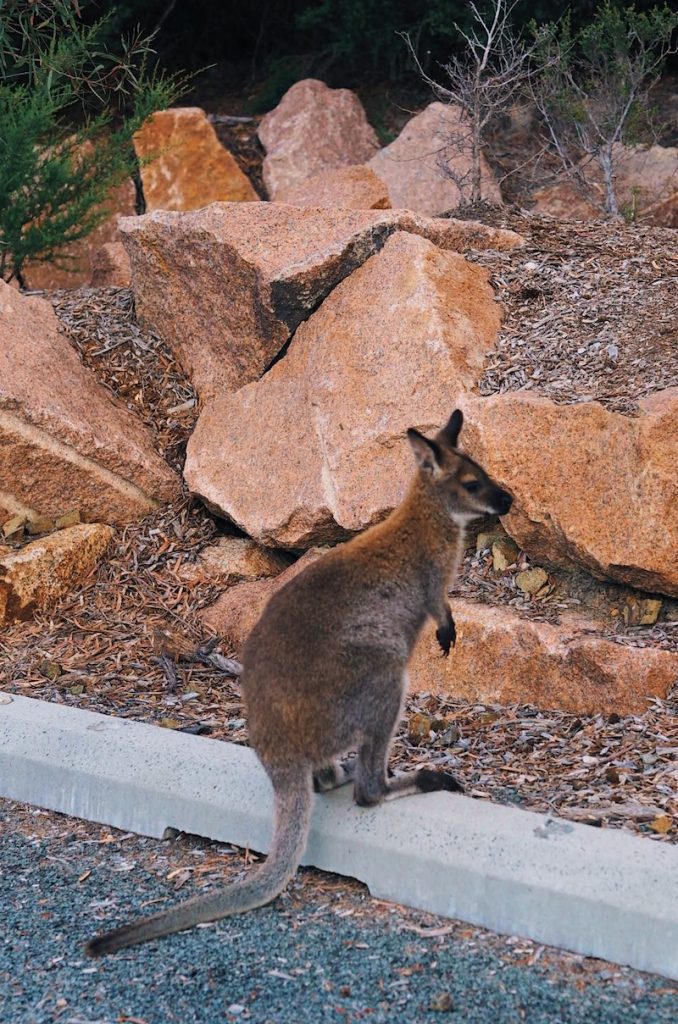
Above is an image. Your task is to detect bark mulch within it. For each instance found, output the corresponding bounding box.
[471,213,678,414]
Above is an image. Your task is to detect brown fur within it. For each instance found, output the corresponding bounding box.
[85,410,511,956]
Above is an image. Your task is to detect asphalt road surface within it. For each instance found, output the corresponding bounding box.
[1,801,676,1024]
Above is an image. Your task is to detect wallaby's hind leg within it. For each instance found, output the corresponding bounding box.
[313,758,356,793]
[354,680,402,807]
[354,676,464,807]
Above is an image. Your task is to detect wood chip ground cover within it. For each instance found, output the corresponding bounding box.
[1,242,676,846]
[471,214,678,413]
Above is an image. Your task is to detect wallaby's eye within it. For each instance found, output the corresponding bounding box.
[463,480,481,494]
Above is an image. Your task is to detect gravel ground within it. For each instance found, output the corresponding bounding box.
[2,801,677,1024]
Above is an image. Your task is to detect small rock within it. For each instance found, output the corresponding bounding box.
[623,596,662,627]
[476,525,508,552]
[639,598,663,625]
[408,713,433,744]
[39,659,62,681]
[2,514,26,540]
[159,717,182,730]
[26,515,55,536]
[0,524,114,624]
[436,721,460,746]
[198,537,291,586]
[55,509,81,530]
[516,567,549,595]
[492,536,519,572]
[429,992,454,1012]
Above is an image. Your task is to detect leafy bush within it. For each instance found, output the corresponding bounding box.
[0,1,188,286]
[531,1,678,217]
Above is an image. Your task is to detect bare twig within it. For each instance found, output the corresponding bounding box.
[403,0,536,205]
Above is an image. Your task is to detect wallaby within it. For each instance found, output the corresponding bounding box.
[86,409,512,957]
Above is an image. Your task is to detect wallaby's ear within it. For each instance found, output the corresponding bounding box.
[407,428,443,475]
[440,409,463,448]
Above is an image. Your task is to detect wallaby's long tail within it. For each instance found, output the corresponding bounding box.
[85,766,313,957]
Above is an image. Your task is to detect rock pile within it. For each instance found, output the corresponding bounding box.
[119,202,521,400]
[184,232,503,546]
[9,78,676,710]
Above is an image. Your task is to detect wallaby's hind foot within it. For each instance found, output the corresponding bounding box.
[313,758,357,793]
[385,768,464,799]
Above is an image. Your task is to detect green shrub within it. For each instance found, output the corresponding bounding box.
[0,1,188,286]
[532,1,678,218]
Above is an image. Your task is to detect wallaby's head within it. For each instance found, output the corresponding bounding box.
[407,410,512,522]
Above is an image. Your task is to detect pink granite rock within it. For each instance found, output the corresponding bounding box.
[0,281,179,526]
[369,102,501,215]
[258,80,379,198]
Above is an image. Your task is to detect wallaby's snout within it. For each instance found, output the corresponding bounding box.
[491,486,513,517]
[408,409,513,522]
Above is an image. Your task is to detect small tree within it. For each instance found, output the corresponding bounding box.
[0,1,189,286]
[531,2,678,219]
[405,0,535,205]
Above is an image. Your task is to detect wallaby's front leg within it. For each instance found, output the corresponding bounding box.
[435,601,456,657]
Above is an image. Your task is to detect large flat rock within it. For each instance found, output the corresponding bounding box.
[258,79,379,198]
[184,232,502,546]
[134,107,259,211]
[369,102,501,215]
[0,282,179,525]
[120,202,521,400]
[410,601,678,715]
[463,390,678,596]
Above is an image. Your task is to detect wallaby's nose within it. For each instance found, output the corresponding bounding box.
[495,489,513,516]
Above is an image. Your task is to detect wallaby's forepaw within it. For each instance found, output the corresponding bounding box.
[416,769,464,794]
[436,617,456,657]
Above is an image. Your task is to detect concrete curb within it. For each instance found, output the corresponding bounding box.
[1,693,677,980]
